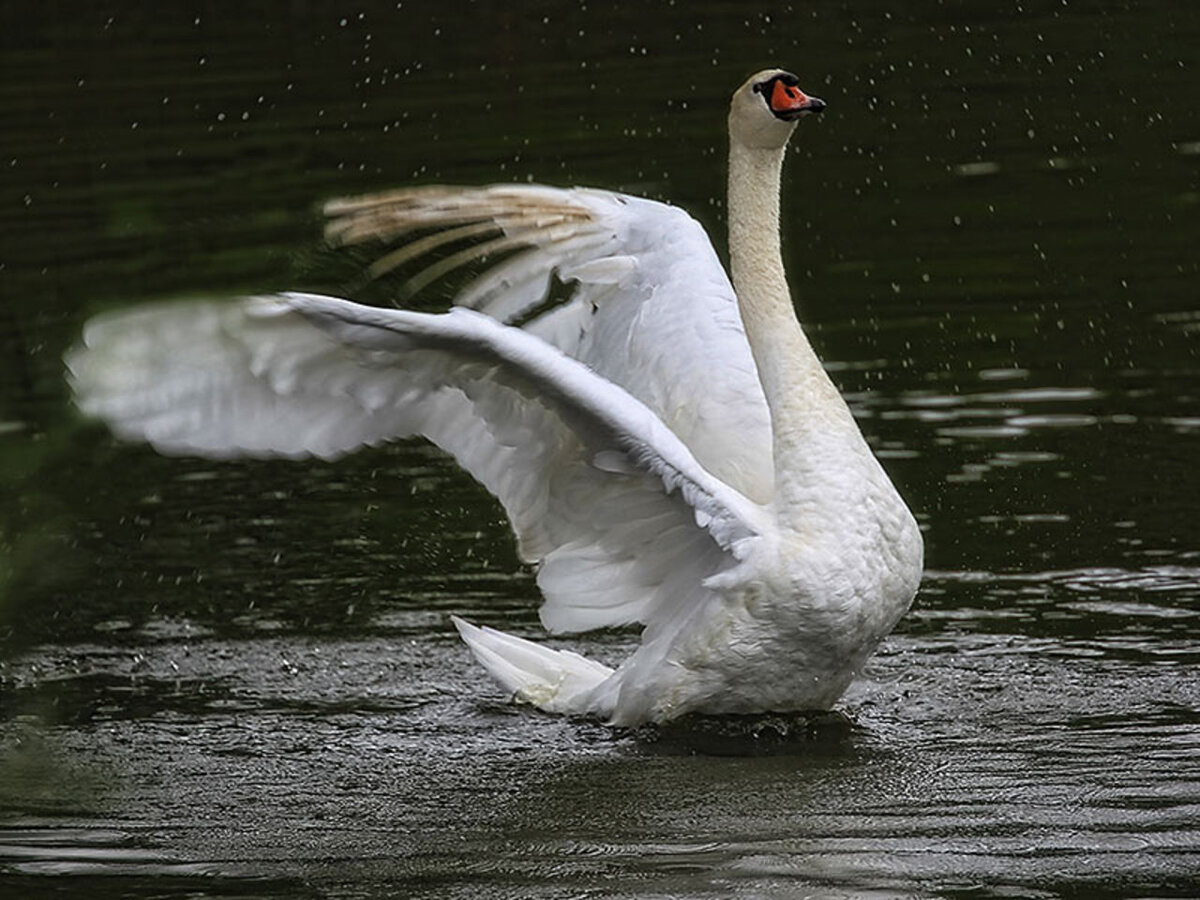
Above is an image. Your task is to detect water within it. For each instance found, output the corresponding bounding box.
[3,2,1200,897]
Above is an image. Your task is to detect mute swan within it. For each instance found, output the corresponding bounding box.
[66,70,922,726]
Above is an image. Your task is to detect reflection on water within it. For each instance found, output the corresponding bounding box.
[3,0,1200,897]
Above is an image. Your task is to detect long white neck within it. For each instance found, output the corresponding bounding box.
[727,137,864,531]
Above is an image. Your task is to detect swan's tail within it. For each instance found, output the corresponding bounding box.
[451,616,613,717]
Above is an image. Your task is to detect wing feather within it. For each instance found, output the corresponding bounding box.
[324,184,775,503]
[66,292,766,634]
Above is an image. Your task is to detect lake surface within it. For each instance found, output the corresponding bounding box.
[2,2,1199,897]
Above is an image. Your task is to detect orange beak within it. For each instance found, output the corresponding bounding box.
[769,80,826,120]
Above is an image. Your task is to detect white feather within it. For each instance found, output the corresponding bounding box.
[325,185,775,505]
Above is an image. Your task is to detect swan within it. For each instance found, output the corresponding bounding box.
[65,69,923,727]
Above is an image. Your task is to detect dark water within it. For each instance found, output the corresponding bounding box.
[3,2,1199,897]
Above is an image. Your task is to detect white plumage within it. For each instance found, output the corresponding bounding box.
[66,70,923,726]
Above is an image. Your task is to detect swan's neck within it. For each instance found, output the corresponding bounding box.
[727,139,862,531]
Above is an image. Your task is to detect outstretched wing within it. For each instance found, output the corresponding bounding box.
[325,185,774,504]
[66,292,767,634]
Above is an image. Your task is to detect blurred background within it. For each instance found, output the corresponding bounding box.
[1,2,1198,897]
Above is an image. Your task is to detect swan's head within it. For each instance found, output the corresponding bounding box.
[729,69,826,150]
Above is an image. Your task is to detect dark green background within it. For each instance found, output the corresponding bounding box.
[1,2,1198,897]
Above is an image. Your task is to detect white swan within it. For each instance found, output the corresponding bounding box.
[66,70,923,727]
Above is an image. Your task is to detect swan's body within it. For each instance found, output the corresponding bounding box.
[66,71,922,726]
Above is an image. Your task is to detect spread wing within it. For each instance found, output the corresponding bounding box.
[324,184,774,503]
[66,292,768,634]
